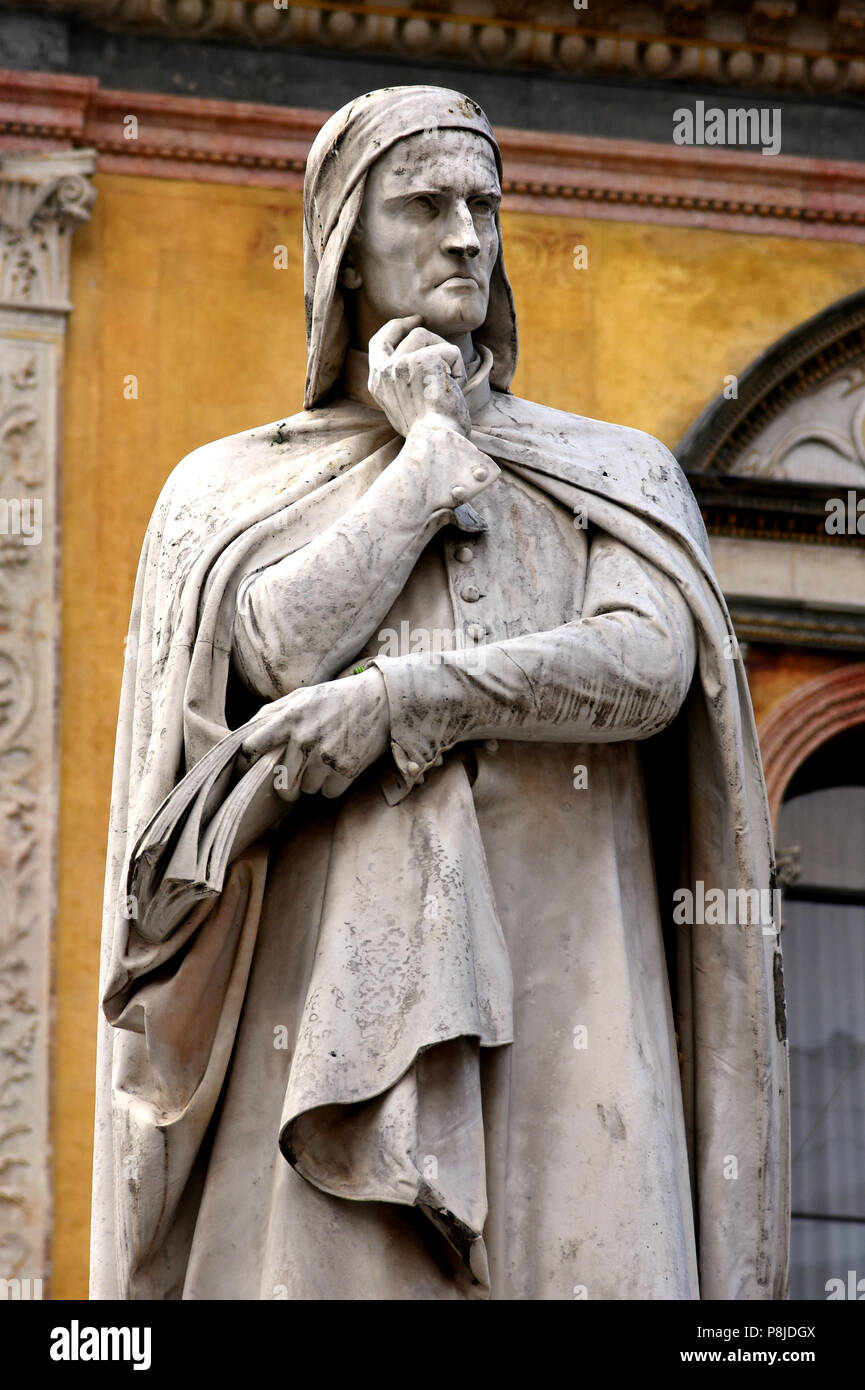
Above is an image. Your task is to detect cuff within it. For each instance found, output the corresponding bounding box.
[402,424,501,515]
[369,651,481,804]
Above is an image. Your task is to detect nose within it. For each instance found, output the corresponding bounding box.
[442,198,480,260]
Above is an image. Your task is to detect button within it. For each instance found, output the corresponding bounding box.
[406,761,421,777]
[460,585,480,602]
[472,466,488,482]
[454,546,474,564]
[484,739,499,754]
[451,485,467,503]
[466,623,486,642]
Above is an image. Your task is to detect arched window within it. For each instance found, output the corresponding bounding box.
[776,724,865,1300]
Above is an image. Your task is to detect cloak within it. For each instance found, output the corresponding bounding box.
[90,87,789,1300]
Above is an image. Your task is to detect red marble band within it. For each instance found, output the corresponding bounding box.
[758,663,865,825]
[1,69,864,242]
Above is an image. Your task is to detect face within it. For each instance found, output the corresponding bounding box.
[341,128,501,343]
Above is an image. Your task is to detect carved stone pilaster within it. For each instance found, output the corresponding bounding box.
[0,150,95,1290]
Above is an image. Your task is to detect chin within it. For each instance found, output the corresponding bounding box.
[423,298,488,339]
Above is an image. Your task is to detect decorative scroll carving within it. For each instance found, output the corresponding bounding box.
[0,149,95,1289]
[0,330,51,1285]
[0,152,96,313]
[732,357,865,485]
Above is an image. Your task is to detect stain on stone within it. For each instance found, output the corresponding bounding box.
[773,949,787,1043]
[597,1102,626,1140]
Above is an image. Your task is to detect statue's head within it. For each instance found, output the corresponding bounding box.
[302,87,517,407]
[338,128,500,346]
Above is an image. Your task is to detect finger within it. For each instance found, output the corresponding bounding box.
[391,342,466,382]
[240,697,297,759]
[242,719,287,761]
[320,768,352,800]
[369,315,423,364]
[391,326,452,356]
[235,743,255,777]
[299,753,331,796]
[271,741,305,802]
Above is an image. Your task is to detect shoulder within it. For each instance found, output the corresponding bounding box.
[487,390,676,466]
[157,397,381,518]
[164,409,314,506]
[483,390,707,549]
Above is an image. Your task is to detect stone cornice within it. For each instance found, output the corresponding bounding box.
[9,1,865,100]
[729,599,865,655]
[690,475,865,549]
[1,70,864,243]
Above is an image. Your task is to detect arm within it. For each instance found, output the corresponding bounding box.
[370,530,698,786]
[237,528,697,802]
[232,422,498,698]
[232,317,497,699]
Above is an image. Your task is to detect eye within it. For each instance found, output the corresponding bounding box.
[470,197,498,215]
[411,195,436,212]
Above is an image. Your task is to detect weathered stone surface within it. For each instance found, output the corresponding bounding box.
[91,88,788,1301]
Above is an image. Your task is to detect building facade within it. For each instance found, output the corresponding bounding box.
[0,0,863,1300]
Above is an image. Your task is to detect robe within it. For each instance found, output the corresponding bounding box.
[90,354,789,1300]
[90,82,788,1301]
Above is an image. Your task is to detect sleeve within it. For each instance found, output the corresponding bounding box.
[231,425,500,700]
[369,530,698,792]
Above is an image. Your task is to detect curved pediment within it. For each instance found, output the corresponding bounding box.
[677,289,865,486]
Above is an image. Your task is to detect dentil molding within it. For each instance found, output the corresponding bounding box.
[9,1,865,100]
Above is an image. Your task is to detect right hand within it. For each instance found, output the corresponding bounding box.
[367,316,472,440]
[238,669,391,799]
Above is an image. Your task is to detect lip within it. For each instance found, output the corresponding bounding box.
[438,276,480,289]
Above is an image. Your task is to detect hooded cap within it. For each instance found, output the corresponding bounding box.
[302,85,518,408]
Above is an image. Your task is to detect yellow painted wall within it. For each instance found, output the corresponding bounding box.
[55,170,865,1298]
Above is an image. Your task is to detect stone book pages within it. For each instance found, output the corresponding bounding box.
[128,730,288,944]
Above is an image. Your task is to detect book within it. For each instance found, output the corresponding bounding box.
[128,726,296,943]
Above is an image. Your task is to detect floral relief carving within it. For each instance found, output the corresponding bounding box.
[0,149,95,1284]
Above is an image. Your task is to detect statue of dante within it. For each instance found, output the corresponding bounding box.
[91,87,789,1300]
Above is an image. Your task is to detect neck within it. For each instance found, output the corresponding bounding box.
[449,332,475,369]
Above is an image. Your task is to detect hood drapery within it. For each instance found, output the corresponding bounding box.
[302,85,518,407]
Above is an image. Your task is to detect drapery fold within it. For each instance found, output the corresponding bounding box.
[91,386,789,1299]
[91,82,788,1300]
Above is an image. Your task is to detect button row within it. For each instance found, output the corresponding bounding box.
[450,468,488,506]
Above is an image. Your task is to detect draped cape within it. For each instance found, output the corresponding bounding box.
[90,86,789,1300]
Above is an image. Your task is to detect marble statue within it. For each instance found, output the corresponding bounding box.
[91,86,789,1300]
